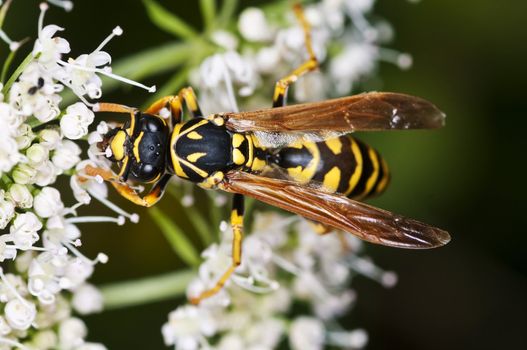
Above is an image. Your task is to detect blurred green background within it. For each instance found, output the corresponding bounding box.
[4,0,527,349]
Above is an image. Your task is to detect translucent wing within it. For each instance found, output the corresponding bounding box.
[224,92,445,133]
[221,171,450,249]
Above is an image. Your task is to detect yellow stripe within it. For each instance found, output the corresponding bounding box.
[232,133,245,148]
[322,166,341,192]
[233,149,245,165]
[187,152,207,162]
[187,131,202,140]
[110,130,127,161]
[363,148,380,196]
[118,156,129,177]
[325,138,342,155]
[376,158,390,193]
[170,123,188,178]
[245,134,254,168]
[133,132,144,161]
[345,138,363,195]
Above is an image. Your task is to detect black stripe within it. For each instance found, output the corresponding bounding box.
[349,139,373,198]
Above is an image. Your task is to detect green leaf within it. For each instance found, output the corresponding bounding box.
[166,186,215,246]
[2,52,33,96]
[149,206,201,267]
[100,269,194,309]
[218,0,238,28]
[199,0,216,32]
[0,0,13,28]
[143,0,198,39]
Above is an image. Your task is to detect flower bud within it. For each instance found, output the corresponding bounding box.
[4,298,36,330]
[52,140,81,171]
[72,284,103,315]
[8,184,33,209]
[39,128,62,150]
[60,102,94,140]
[33,187,64,218]
[0,194,15,229]
[12,163,37,185]
[26,143,49,165]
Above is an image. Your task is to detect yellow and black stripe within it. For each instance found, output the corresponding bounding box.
[274,135,390,200]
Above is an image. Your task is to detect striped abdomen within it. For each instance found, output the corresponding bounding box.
[275,135,389,200]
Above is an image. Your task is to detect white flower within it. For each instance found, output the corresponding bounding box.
[0,236,17,262]
[33,14,71,69]
[39,128,62,149]
[0,133,21,174]
[52,139,81,171]
[238,8,272,42]
[329,42,378,94]
[15,123,36,150]
[34,160,58,187]
[32,330,58,349]
[26,143,49,165]
[76,343,108,350]
[9,212,42,250]
[11,163,37,185]
[34,187,64,218]
[289,317,325,350]
[0,193,15,230]
[60,102,95,139]
[4,298,37,331]
[0,316,12,336]
[58,317,87,350]
[71,284,103,315]
[162,305,217,350]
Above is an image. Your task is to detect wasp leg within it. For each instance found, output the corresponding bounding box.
[83,165,172,207]
[190,194,244,304]
[145,87,203,127]
[94,103,141,136]
[272,4,319,108]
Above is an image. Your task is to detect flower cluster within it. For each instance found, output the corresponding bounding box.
[0,2,152,348]
[162,212,396,350]
[193,0,412,114]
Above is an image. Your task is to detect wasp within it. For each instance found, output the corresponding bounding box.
[84,5,450,304]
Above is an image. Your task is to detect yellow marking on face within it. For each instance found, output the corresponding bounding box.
[325,138,342,155]
[186,152,207,163]
[376,158,390,193]
[187,131,203,140]
[118,156,129,177]
[128,112,135,136]
[323,166,341,192]
[133,131,144,162]
[361,148,380,198]
[110,130,127,161]
[245,135,254,167]
[233,149,246,165]
[232,133,245,148]
[170,123,188,178]
[251,157,267,171]
[346,139,363,195]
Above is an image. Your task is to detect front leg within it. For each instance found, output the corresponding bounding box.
[190,193,244,304]
[145,87,203,128]
[83,165,171,207]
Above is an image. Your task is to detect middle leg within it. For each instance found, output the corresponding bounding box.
[189,193,244,304]
[272,4,319,108]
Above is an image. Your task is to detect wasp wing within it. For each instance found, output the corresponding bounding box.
[224,92,445,133]
[221,171,450,249]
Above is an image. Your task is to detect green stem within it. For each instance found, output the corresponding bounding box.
[218,0,238,28]
[1,52,33,96]
[100,269,194,310]
[199,0,216,32]
[149,206,201,267]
